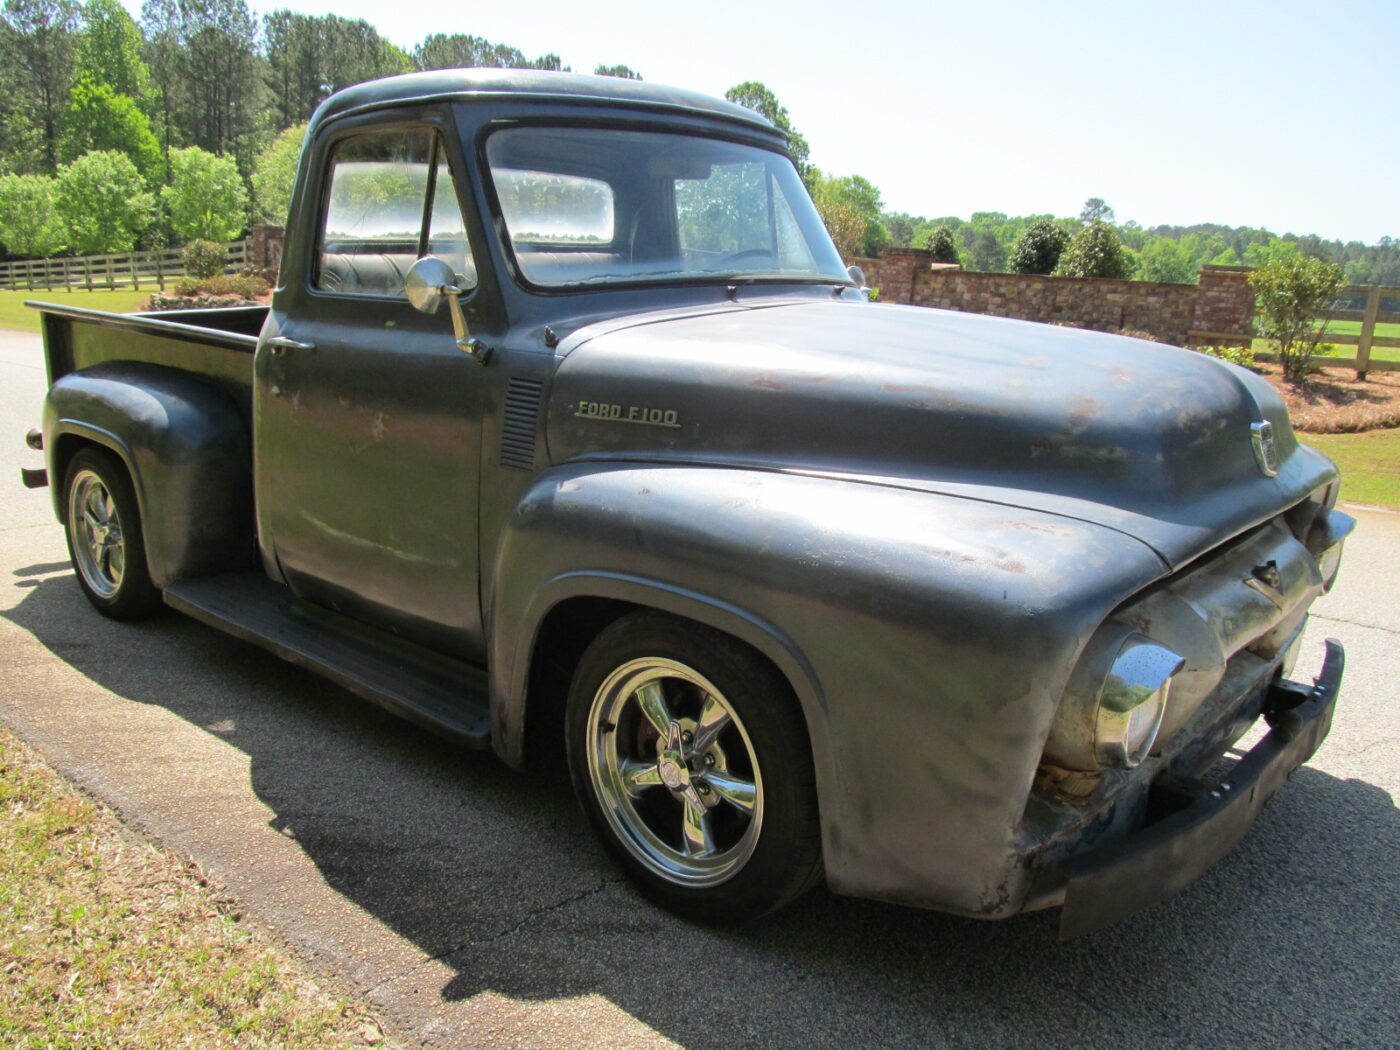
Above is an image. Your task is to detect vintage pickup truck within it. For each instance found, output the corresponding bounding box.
[22,70,1353,937]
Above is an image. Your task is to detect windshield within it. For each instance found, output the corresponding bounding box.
[484,126,849,288]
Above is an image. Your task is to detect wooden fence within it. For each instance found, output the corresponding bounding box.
[0,240,250,293]
[1195,283,1400,377]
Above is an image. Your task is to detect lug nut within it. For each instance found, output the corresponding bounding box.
[682,731,693,746]
[704,754,716,767]
[698,783,710,795]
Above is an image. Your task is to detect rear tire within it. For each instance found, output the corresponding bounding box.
[62,447,161,619]
[565,610,822,922]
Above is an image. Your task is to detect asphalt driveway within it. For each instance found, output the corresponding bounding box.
[1,329,1396,1048]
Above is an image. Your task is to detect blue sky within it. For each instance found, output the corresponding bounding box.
[120,0,1400,243]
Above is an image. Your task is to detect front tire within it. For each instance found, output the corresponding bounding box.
[565,611,822,921]
[62,447,161,619]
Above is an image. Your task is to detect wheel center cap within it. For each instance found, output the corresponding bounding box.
[657,751,688,791]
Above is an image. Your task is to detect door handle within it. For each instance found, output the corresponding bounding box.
[266,335,315,356]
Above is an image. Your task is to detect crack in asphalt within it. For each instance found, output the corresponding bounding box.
[1313,612,1398,636]
[361,876,625,998]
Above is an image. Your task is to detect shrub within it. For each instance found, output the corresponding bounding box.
[1009,219,1070,275]
[169,271,267,301]
[1193,344,1257,370]
[181,239,225,279]
[924,225,961,265]
[1249,255,1347,381]
[162,147,249,243]
[1054,220,1133,280]
[53,150,155,254]
[202,273,268,299]
[146,291,251,311]
[0,173,66,257]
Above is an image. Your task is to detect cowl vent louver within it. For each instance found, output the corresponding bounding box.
[501,378,544,470]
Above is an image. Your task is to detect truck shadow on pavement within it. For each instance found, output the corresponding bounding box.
[6,567,1398,1047]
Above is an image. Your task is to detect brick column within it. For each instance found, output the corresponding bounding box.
[871,248,935,305]
[1190,265,1254,346]
[249,224,285,277]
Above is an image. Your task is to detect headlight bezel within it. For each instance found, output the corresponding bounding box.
[1043,628,1184,773]
[1092,637,1184,768]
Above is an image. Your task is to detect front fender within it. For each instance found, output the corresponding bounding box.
[489,463,1168,916]
[44,362,254,589]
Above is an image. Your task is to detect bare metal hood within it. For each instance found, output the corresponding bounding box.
[546,298,1337,568]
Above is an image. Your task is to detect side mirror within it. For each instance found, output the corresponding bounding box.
[846,264,867,289]
[404,256,482,358]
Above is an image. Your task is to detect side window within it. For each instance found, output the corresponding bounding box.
[316,127,477,297]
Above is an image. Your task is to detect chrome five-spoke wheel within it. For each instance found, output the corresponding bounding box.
[62,447,161,619]
[586,658,763,887]
[68,469,125,599]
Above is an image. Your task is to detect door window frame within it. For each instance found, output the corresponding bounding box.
[301,110,483,309]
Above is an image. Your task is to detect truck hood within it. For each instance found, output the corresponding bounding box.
[546,299,1336,568]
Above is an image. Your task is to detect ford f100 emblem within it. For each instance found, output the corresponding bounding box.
[575,401,680,428]
[1251,421,1278,477]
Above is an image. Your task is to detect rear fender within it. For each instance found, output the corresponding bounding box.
[45,362,254,588]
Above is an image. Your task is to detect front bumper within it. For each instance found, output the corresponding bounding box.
[1057,638,1344,939]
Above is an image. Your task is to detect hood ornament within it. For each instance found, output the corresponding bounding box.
[1250,421,1278,477]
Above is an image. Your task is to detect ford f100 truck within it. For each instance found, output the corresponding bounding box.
[22,69,1353,936]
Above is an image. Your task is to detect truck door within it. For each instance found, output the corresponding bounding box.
[255,119,487,660]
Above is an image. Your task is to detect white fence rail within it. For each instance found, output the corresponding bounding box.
[0,240,250,293]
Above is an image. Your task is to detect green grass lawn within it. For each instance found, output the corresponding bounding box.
[0,728,383,1047]
[0,288,153,333]
[1303,429,1400,509]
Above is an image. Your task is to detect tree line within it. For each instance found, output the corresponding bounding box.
[1,0,1394,286]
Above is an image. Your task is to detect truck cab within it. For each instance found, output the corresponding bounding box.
[25,70,1352,935]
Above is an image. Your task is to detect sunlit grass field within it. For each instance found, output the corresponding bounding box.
[0,288,153,333]
[1303,429,1400,509]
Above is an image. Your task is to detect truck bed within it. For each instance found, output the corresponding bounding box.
[30,302,266,420]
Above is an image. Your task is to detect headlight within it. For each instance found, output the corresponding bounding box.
[1044,630,1184,772]
[1094,637,1183,768]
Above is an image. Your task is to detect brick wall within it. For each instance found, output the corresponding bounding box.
[853,249,1255,347]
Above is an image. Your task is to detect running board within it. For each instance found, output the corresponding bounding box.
[163,572,491,747]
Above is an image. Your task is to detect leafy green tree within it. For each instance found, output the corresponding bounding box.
[1079,197,1114,224]
[58,75,160,181]
[1055,220,1133,279]
[724,81,812,186]
[593,63,640,79]
[140,0,263,171]
[923,225,961,264]
[73,0,148,100]
[54,149,154,251]
[2,0,81,170]
[251,122,304,224]
[815,197,866,260]
[262,12,412,127]
[1135,236,1196,283]
[1244,237,1301,269]
[412,32,563,72]
[1009,219,1070,275]
[0,171,65,255]
[813,173,888,256]
[1250,255,1346,381]
[161,145,247,242]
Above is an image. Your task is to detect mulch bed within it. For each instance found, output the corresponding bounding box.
[1258,363,1400,434]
